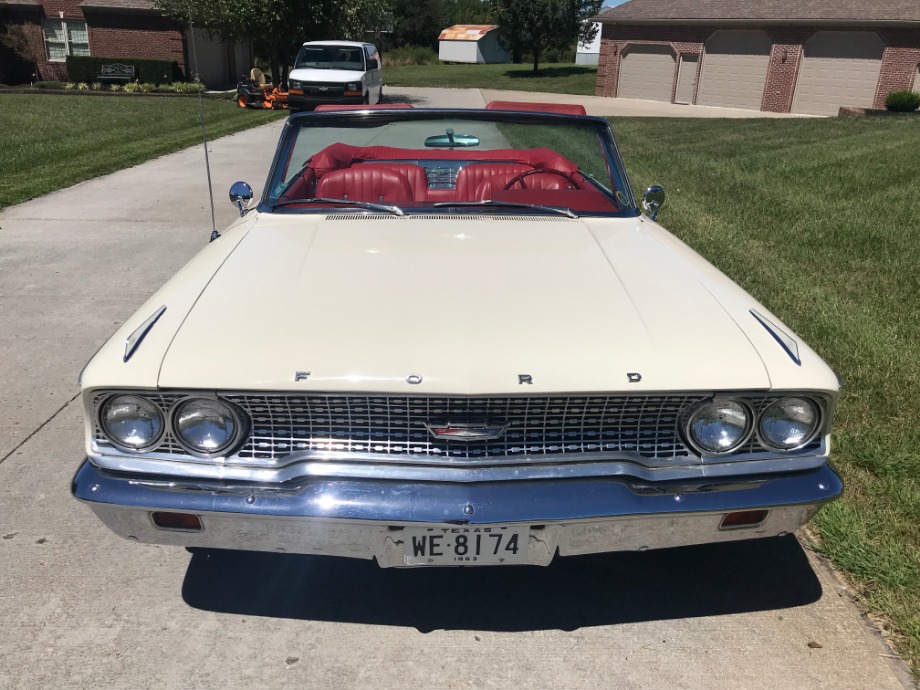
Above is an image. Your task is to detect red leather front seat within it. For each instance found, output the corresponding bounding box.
[454,163,531,201]
[315,167,414,204]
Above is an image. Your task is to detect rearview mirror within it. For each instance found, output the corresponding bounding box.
[425,128,480,148]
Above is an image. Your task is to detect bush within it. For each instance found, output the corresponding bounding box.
[382,45,440,66]
[65,55,182,85]
[168,80,205,93]
[885,90,920,112]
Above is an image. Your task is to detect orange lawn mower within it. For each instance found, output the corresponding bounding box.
[237,68,289,110]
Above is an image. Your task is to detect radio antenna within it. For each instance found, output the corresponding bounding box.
[188,22,219,240]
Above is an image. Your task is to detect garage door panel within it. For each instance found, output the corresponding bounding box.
[618,45,675,102]
[697,30,771,110]
[792,31,885,116]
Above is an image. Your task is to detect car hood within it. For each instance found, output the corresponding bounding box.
[139,213,835,395]
[289,68,365,82]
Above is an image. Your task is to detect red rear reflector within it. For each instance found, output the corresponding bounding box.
[151,512,202,531]
[720,510,769,529]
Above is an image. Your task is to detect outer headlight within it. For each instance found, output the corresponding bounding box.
[172,397,243,456]
[759,397,820,450]
[100,395,164,451]
[289,79,302,88]
[685,399,752,455]
[345,82,360,92]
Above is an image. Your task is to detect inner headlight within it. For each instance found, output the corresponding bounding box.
[100,395,164,451]
[686,399,752,455]
[759,397,820,450]
[173,397,242,456]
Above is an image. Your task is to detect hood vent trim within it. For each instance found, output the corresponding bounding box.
[751,309,800,366]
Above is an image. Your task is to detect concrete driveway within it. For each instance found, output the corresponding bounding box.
[384,86,811,117]
[0,100,909,689]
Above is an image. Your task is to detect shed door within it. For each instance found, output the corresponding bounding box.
[697,30,771,110]
[792,31,885,116]
[618,45,675,102]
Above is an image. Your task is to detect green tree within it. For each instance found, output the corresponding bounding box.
[491,0,601,72]
[392,0,442,49]
[154,0,391,84]
[440,0,494,28]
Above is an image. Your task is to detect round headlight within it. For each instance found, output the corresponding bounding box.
[173,398,241,456]
[100,395,164,451]
[686,399,751,455]
[759,397,819,450]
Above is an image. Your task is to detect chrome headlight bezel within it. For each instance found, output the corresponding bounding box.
[682,398,754,456]
[170,396,247,458]
[97,394,166,453]
[757,396,822,451]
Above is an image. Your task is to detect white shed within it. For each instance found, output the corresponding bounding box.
[438,25,511,64]
[576,22,602,65]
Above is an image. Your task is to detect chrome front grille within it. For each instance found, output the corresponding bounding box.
[92,392,823,467]
[229,394,704,463]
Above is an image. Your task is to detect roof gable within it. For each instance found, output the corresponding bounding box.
[597,0,920,24]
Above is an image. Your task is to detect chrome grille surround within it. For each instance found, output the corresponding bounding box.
[91,392,827,473]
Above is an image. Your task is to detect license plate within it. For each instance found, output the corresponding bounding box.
[403,526,529,566]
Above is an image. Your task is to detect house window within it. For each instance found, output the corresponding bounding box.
[42,19,90,61]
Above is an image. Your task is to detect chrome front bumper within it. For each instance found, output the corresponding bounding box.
[72,460,842,568]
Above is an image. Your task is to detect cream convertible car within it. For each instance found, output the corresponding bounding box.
[73,103,842,567]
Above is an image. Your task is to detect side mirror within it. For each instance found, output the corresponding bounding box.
[642,185,665,221]
[229,181,253,217]
[368,58,379,70]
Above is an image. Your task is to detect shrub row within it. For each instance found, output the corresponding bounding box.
[61,81,205,94]
[382,45,440,66]
[65,55,182,85]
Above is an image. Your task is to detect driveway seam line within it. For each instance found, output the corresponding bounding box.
[0,392,79,466]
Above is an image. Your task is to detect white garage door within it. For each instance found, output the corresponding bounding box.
[914,65,920,93]
[697,30,772,110]
[792,31,885,116]
[618,44,675,102]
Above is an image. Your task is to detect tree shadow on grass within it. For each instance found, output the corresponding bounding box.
[182,535,822,632]
[504,66,597,79]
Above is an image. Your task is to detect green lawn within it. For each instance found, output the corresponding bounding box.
[384,63,598,95]
[0,94,286,208]
[609,115,920,678]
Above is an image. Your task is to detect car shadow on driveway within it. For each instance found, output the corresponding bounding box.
[181,535,822,631]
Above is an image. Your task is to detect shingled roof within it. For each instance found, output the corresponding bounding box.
[596,0,920,24]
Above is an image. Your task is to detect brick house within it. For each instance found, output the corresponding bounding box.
[593,0,920,115]
[0,0,250,87]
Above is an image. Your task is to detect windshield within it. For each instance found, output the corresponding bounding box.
[263,110,638,217]
[295,45,365,71]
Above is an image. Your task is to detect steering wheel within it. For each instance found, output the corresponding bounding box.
[502,168,580,191]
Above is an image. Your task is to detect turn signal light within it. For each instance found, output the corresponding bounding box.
[151,512,202,531]
[720,510,769,530]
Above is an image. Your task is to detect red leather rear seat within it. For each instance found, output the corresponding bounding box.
[315,167,414,204]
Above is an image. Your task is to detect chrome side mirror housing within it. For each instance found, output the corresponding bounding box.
[642,185,665,221]
[229,181,254,217]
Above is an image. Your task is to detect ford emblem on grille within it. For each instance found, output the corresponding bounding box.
[425,420,508,441]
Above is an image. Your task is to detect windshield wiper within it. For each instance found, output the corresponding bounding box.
[431,200,579,219]
[270,198,406,216]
